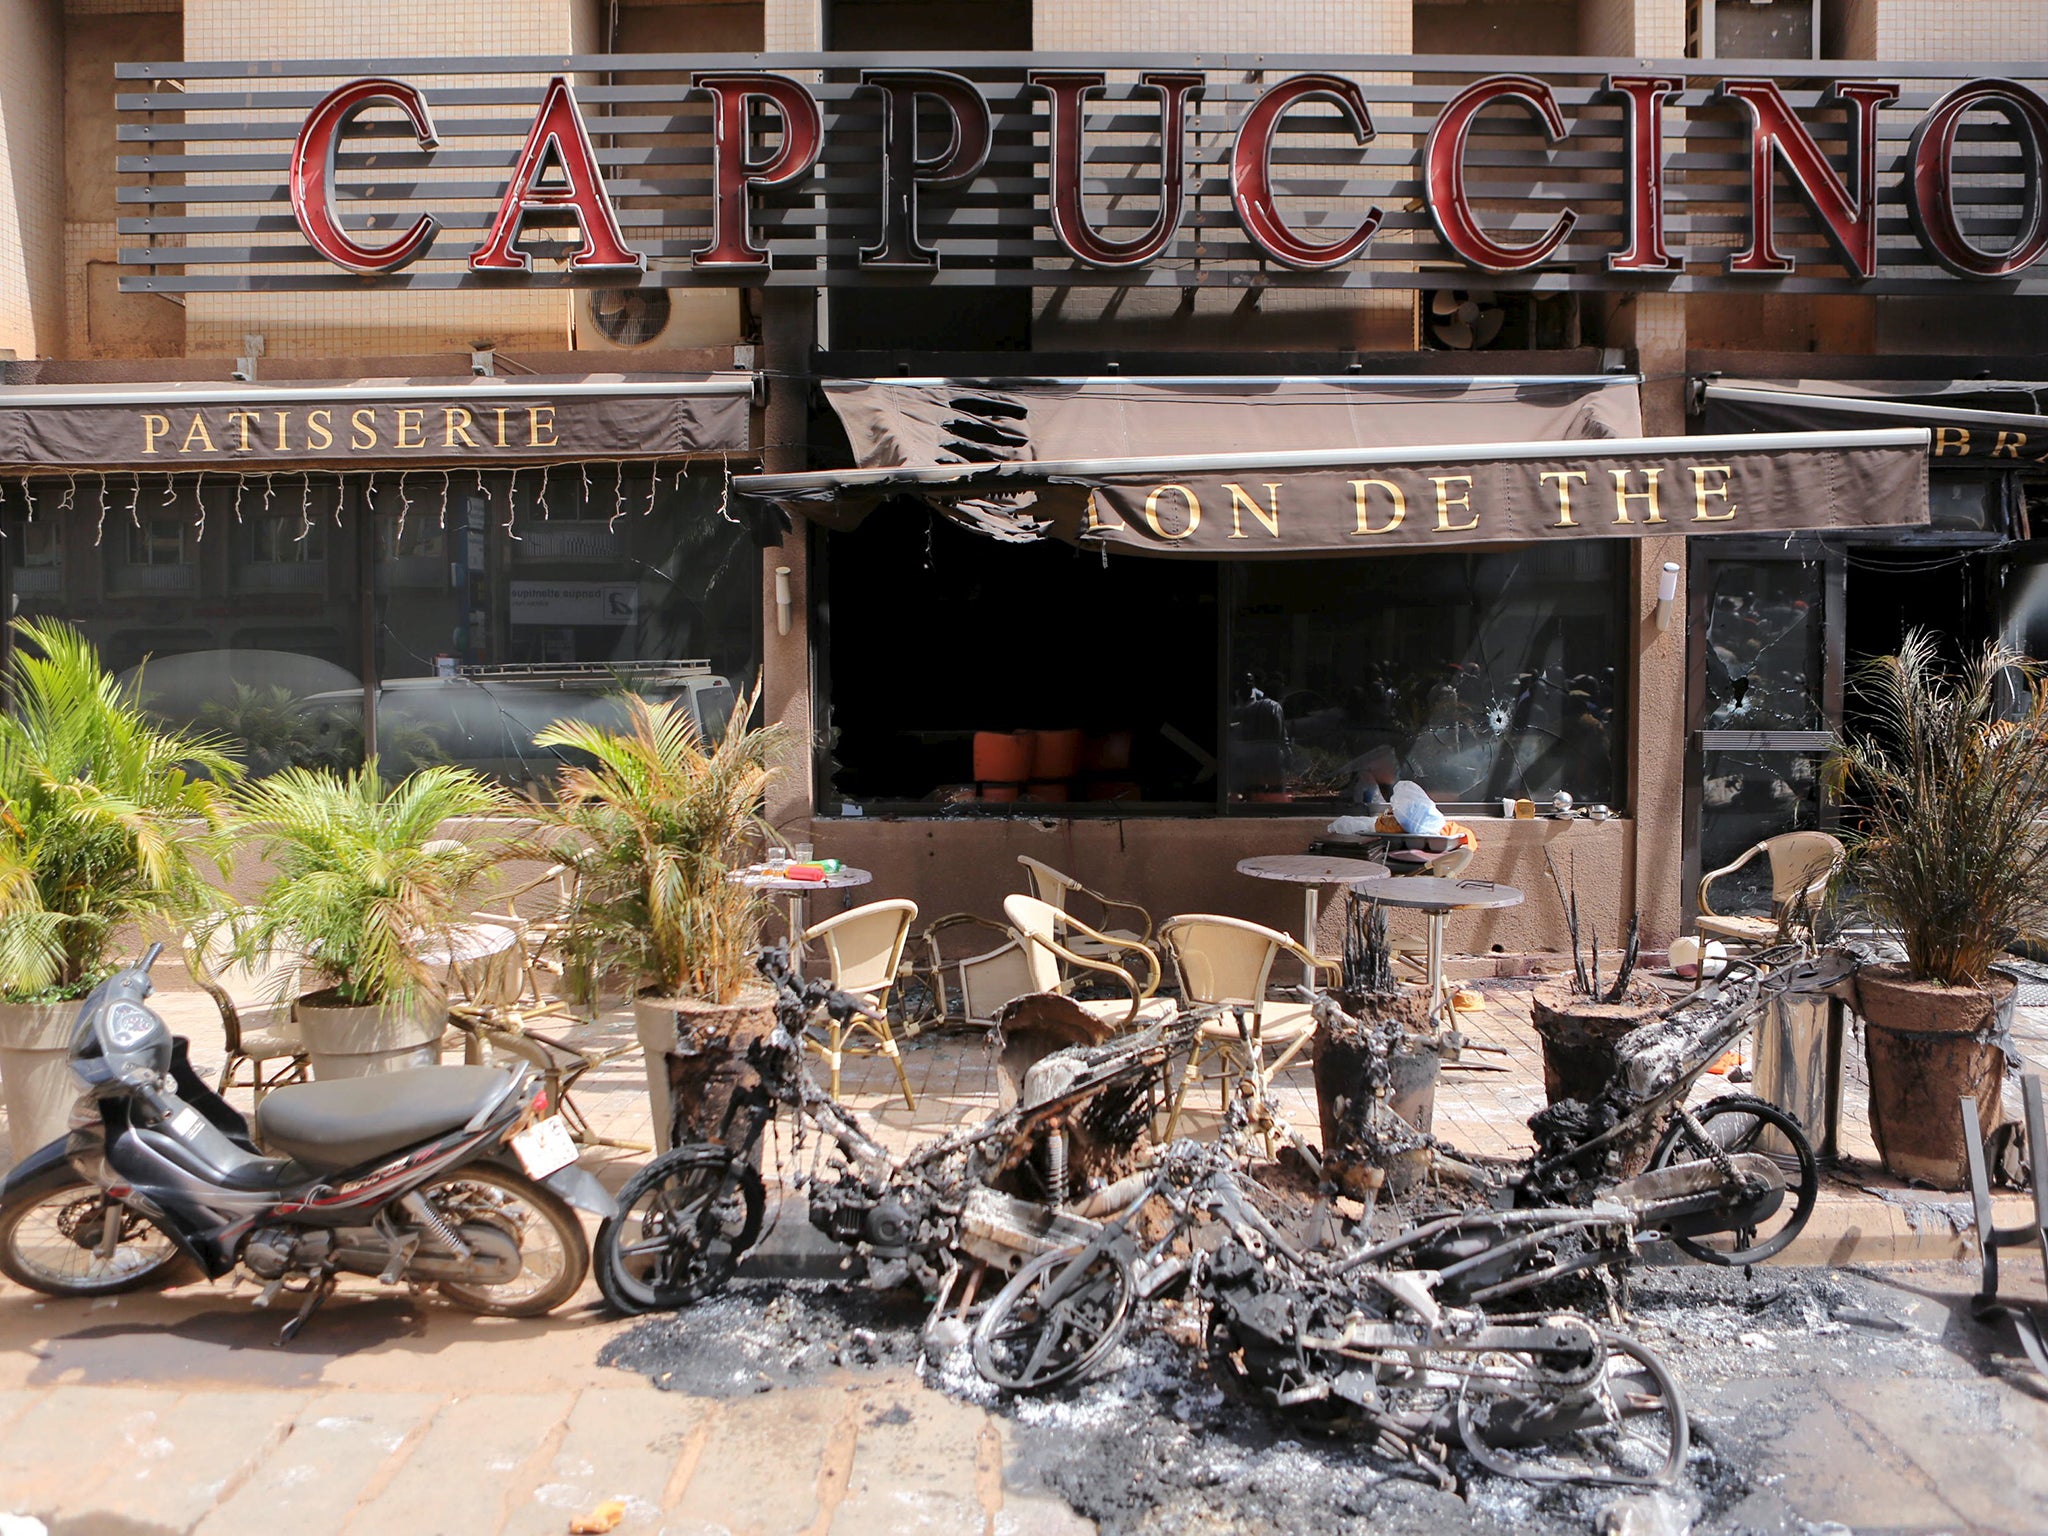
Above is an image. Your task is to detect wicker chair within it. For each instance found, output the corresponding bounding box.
[1697,831,1844,948]
[805,898,920,1109]
[1158,914,1320,1143]
[1003,894,1171,1032]
[182,910,308,1106]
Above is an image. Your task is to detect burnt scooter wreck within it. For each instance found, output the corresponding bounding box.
[594,945,1190,1341]
[0,945,612,1338]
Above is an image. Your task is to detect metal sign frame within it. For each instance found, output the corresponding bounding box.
[110,51,2048,295]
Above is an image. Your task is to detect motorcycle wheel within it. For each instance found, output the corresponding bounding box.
[0,1168,186,1297]
[972,1242,1136,1394]
[1647,1095,1819,1266]
[423,1163,588,1317]
[1456,1330,1689,1489]
[595,1144,765,1316]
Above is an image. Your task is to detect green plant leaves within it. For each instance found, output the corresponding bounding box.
[1830,631,2048,988]
[0,619,241,999]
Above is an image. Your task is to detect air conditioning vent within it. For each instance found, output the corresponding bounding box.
[1418,283,1580,351]
[586,287,672,347]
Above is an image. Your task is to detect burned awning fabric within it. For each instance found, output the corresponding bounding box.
[1701,379,2048,470]
[771,375,1644,540]
[0,373,754,472]
[741,428,1931,557]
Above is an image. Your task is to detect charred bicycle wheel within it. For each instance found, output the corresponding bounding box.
[1647,1095,1818,1265]
[973,1241,1136,1393]
[1455,1328,1689,1489]
[596,1143,765,1316]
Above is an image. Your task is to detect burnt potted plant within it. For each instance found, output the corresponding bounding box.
[1827,632,2048,1187]
[234,761,515,1077]
[536,688,785,1152]
[1529,856,1665,1173]
[1311,897,1438,1198]
[0,619,240,1163]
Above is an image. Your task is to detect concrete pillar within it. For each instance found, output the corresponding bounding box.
[0,0,65,359]
[1604,292,1689,950]
[759,287,816,827]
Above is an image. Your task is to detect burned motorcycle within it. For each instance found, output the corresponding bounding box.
[594,946,1192,1335]
[0,945,611,1338]
[970,1129,1688,1491]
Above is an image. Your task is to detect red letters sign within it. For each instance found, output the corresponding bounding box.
[281,66,2048,287]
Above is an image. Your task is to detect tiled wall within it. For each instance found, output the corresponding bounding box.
[1578,0,1686,55]
[0,0,68,358]
[1868,0,2048,58]
[177,0,604,361]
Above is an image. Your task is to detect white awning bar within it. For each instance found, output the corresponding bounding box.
[735,427,1933,496]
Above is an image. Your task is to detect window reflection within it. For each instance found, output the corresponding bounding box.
[8,475,364,779]
[1225,546,1626,809]
[369,465,757,788]
[1702,560,1825,730]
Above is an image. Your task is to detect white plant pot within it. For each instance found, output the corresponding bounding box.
[0,1001,81,1168]
[296,993,447,1079]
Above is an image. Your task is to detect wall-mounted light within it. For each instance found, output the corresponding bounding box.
[1654,560,1681,631]
[775,565,793,637]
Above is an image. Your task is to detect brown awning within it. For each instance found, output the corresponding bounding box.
[739,427,1932,556]
[0,373,753,473]
[1701,380,2048,470]
[798,373,1644,536]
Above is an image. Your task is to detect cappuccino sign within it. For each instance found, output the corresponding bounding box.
[112,53,2048,294]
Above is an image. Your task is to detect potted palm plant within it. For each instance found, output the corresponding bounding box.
[234,761,514,1078]
[536,689,784,1151]
[1828,632,2048,1187]
[0,619,239,1163]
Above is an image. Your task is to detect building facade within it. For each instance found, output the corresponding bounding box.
[4,0,2047,961]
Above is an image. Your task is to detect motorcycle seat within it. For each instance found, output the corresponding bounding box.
[256,1066,516,1174]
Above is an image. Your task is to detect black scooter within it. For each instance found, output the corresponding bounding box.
[0,945,612,1338]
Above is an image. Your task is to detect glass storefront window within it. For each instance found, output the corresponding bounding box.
[2,465,758,790]
[1224,546,1627,810]
[370,464,758,788]
[5,475,366,778]
[1701,558,1826,731]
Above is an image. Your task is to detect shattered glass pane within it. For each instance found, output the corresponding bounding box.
[1699,749,1825,914]
[1226,546,1626,810]
[1702,560,1826,731]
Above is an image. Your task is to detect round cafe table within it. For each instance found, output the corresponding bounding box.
[1235,854,1391,985]
[728,866,873,974]
[1352,877,1524,1025]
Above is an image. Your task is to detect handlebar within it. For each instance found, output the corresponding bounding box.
[140,941,163,972]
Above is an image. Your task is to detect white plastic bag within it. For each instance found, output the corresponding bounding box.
[1389,780,1447,837]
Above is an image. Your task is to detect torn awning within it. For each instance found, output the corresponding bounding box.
[738,427,1932,557]
[1701,379,2048,470]
[0,373,754,473]
[783,373,1643,538]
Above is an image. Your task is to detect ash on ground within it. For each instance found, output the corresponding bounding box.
[602,1266,1986,1536]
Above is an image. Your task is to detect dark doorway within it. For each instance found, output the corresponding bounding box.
[816,505,1219,810]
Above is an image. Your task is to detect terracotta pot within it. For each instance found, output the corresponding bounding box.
[972,731,1032,785]
[1856,964,2014,1189]
[1033,729,1083,779]
[0,1001,81,1166]
[980,784,1020,804]
[296,992,446,1079]
[635,987,776,1153]
[1311,990,1437,1198]
[1529,978,1667,1174]
[1084,731,1134,773]
[1024,781,1071,802]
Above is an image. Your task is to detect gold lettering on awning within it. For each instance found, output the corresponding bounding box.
[1223,482,1282,539]
[1609,467,1664,524]
[1690,464,1736,521]
[1540,469,1587,527]
[1348,477,1406,535]
[1431,475,1477,532]
[1934,425,1971,456]
[1143,483,1202,539]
